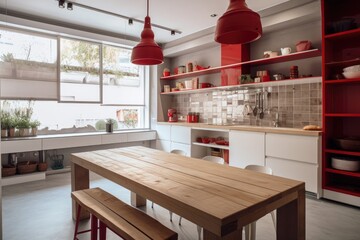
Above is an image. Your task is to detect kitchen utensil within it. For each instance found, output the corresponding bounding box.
[280,47,292,55]
[195,65,210,71]
[200,83,213,88]
[253,92,258,116]
[343,65,360,72]
[333,137,360,151]
[296,40,312,52]
[273,74,285,80]
[259,92,264,119]
[164,85,170,93]
[8,153,18,166]
[163,68,170,77]
[263,51,272,58]
[342,71,360,79]
[331,157,360,172]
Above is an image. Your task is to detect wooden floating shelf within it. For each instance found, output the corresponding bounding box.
[160,77,322,95]
[161,49,321,80]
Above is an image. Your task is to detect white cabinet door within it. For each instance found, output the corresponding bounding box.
[171,126,191,144]
[266,157,320,195]
[229,131,265,168]
[155,140,171,153]
[155,124,171,141]
[266,133,319,164]
[127,131,156,142]
[170,142,191,157]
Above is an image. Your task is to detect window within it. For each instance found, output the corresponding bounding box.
[0,26,150,135]
[102,45,145,105]
[60,38,101,102]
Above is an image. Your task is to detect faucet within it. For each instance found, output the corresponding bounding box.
[273,113,280,127]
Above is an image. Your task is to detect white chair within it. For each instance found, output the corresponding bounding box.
[151,149,187,222]
[202,155,225,164]
[178,155,225,239]
[244,165,276,240]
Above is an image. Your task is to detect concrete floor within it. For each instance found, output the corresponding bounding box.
[2,172,360,240]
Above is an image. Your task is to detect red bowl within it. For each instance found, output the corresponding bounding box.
[163,71,170,77]
[215,140,229,146]
[202,137,211,144]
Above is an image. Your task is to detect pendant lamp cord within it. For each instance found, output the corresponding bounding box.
[147,0,149,16]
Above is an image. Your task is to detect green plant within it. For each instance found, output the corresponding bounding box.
[30,120,41,128]
[16,118,31,129]
[8,116,18,129]
[0,112,11,129]
[0,53,14,62]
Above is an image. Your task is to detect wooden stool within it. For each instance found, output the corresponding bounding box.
[72,187,178,240]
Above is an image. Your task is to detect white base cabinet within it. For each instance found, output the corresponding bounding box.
[155,124,191,156]
[229,131,265,168]
[265,133,321,197]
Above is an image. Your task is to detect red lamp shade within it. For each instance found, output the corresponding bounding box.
[131,16,163,65]
[215,0,262,44]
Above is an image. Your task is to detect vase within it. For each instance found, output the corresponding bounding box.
[106,123,113,133]
[1,129,8,137]
[8,128,16,137]
[19,128,30,137]
[32,127,38,136]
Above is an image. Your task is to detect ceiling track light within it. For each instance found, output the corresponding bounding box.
[55,0,181,35]
[131,0,163,65]
[58,0,65,9]
[67,2,73,11]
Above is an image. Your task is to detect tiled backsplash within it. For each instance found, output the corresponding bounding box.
[171,82,322,128]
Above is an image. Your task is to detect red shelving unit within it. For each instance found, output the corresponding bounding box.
[321,0,360,204]
[160,49,321,81]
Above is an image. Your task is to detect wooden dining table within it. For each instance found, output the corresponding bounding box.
[71,146,305,240]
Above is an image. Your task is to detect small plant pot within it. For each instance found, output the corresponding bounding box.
[32,127,38,136]
[8,128,16,137]
[106,123,113,133]
[19,128,30,137]
[1,129,8,138]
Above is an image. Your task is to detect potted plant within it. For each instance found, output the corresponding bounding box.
[8,116,18,137]
[30,120,41,136]
[105,118,117,133]
[0,112,10,137]
[17,118,31,137]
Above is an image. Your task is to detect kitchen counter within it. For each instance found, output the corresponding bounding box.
[157,122,322,136]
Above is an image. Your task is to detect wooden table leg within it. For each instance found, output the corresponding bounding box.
[130,192,147,207]
[71,162,90,220]
[203,229,242,240]
[277,187,305,240]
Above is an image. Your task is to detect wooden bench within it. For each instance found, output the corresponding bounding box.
[72,187,178,240]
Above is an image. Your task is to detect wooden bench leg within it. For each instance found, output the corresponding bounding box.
[91,215,98,240]
[99,221,107,240]
[73,205,82,240]
[130,192,146,207]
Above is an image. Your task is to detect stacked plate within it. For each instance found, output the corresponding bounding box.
[343,64,360,79]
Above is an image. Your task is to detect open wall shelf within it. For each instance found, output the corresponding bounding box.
[160,49,321,81]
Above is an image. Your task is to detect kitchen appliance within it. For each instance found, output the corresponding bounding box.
[167,109,178,122]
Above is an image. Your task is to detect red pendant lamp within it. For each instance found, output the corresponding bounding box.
[131,0,163,65]
[215,0,262,44]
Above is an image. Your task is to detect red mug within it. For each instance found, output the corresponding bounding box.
[200,83,213,88]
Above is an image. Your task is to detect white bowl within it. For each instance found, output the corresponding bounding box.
[331,157,360,172]
[342,71,360,79]
[343,65,360,72]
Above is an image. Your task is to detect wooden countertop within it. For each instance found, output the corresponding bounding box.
[157,122,322,136]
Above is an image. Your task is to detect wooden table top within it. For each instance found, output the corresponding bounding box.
[71,146,305,237]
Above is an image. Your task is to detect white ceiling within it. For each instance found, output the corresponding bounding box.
[0,0,290,44]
